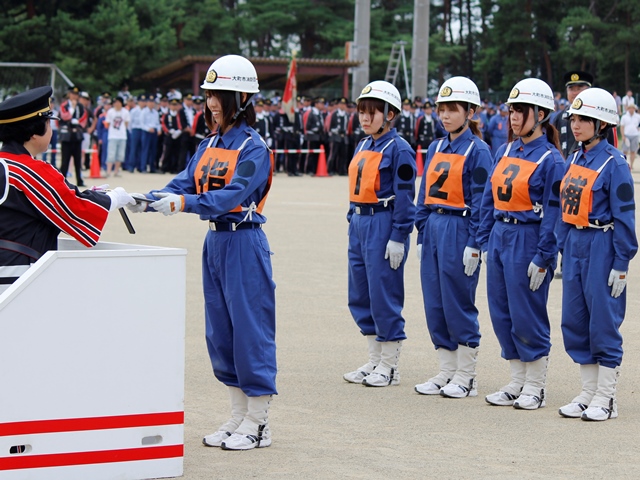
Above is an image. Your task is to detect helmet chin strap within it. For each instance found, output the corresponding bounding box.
[231,92,254,122]
[583,119,605,146]
[522,106,551,138]
[451,103,471,134]
[376,103,390,135]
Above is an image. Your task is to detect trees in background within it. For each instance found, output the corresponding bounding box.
[0,0,639,97]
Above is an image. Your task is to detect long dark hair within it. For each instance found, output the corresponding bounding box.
[507,103,560,151]
[204,90,256,132]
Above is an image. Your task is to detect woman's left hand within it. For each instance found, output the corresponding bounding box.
[150,192,184,216]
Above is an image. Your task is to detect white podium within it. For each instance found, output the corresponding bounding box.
[0,238,186,480]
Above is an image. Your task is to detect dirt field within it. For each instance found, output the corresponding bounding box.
[97,169,640,480]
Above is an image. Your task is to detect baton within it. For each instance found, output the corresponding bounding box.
[119,207,136,234]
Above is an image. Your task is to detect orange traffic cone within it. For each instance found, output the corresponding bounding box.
[416,145,424,176]
[315,145,329,177]
[89,147,102,179]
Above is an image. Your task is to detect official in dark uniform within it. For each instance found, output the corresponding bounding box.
[58,86,88,186]
[0,86,135,292]
[416,100,436,151]
[396,98,417,148]
[551,70,617,159]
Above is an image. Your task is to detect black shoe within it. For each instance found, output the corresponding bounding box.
[77,181,85,187]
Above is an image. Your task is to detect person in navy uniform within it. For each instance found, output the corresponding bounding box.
[58,86,88,186]
[327,97,349,175]
[127,55,276,451]
[415,100,436,151]
[342,80,416,388]
[487,104,509,151]
[557,88,637,422]
[303,97,324,175]
[477,78,565,411]
[160,98,189,173]
[0,86,134,292]
[395,98,417,148]
[253,99,272,148]
[414,77,492,399]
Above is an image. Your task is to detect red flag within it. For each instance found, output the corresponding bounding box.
[282,54,297,123]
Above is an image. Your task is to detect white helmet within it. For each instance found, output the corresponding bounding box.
[357,81,402,111]
[568,88,619,126]
[200,55,260,93]
[506,78,554,110]
[436,77,481,107]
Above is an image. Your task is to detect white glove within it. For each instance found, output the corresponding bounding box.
[106,187,136,212]
[416,244,422,261]
[462,247,480,276]
[385,240,405,270]
[127,193,149,213]
[608,269,627,298]
[71,118,79,125]
[527,261,546,291]
[171,129,182,139]
[150,192,183,216]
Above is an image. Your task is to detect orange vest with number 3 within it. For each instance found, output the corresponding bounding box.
[491,142,551,212]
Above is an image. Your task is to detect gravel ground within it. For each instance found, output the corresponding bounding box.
[96,168,640,480]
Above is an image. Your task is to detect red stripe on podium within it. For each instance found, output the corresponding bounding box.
[0,411,184,436]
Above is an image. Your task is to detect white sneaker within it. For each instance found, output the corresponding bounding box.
[415,380,446,395]
[440,380,477,398]
[343,363,376,384]
[202,430,232,447]
[485,390,519,406]
[362,368,400,387]
[221,424,271,450]
[558,402,588,418]
[513,392,545,410]
[581,403,618,421]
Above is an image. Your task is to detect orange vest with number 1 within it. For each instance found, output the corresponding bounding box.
[348,139,395,203]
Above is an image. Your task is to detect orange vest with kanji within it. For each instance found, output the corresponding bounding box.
[560,152,612,227]
[194,136,273,213]
[424,139,474,209]
[348,139,395,203]
[491,142,551,212]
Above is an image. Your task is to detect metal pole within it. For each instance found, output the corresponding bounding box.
[411,0,430,100]
[351,0,371,100]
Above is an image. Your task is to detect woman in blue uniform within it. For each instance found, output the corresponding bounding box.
[477,78,565,410]
[128,55,276,450]
[414,77,492,398]
[557,88,637,421]
[342,81,416,388]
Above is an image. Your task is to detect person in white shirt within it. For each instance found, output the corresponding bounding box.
[619,103,640,169]
[621,90,635,111]
[104,97,130,177]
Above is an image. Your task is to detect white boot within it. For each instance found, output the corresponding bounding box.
[558,364,598,418]
[222,395,272,450]
[362,340,401,387]
[203,387,248,447]
[513,356,548,410]
[344,336,381,384]
[440,345,479,398]
[582,365,619,421]
[486,359,526,406]
[415,348,457,395]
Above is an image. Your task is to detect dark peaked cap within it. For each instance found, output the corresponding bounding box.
[0,86,59,124]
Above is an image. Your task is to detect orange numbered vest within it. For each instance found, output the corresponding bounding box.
[491,142,551,212]
[194,136,273,214]
[348,139,395,203]
[424,139,475,209]
[561,151,613,227]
